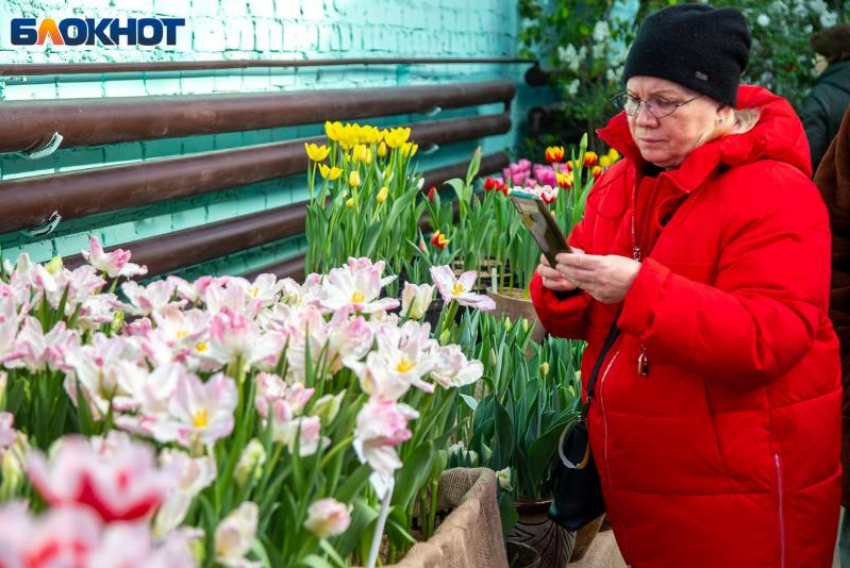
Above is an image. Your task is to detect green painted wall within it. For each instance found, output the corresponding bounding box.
[0,1,547,278]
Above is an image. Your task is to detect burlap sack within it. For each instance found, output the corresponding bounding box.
[569,531,627,568]
[385,467,509,568]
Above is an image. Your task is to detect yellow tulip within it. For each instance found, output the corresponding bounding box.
[346,197,355,208]
[360,125,382,145]
[599,155,612,168]
[349,170,360,187]
[377,186,389,203]
[401,142,418,158]
[378,141,388,158]
[608,148,620,161]
[324,121,343,142]
[305,143,330,162]
[351,144,372,164]
[384,127,411,149]
[319,164,343,181]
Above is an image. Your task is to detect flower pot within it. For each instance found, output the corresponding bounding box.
[508,499,576,568]
[488,288,547,343]
[506,540,542,568]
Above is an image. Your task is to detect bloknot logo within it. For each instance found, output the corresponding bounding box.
[10,17,186,47]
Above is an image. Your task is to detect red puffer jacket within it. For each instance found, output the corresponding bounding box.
[531,85,841,568]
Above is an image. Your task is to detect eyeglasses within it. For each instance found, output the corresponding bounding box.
[611,93,701,119]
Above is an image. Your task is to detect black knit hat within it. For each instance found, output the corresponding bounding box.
[623,4,751,108]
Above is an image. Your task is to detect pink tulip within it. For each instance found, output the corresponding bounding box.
[429,266,496,312]
[353,398,419,475]
[214,502,259,567]
[82,236,147,279]
[122,280,180,316]
[319,258,400,314]
[145,372,238,448]
[304,498,351,538]
[27,436,176,523]
[533,164,558,187]
[430,344,484,389]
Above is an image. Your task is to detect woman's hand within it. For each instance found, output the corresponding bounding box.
[554,252,641,304]
[537,252,581,293]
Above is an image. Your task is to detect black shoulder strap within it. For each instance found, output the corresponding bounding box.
[582,306,622,416]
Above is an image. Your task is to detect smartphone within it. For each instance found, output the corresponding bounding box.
[509,191,573,267]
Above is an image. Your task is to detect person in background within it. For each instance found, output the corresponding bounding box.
[532,5,841,567]
[801,24,850,173]
[814,105,850,567]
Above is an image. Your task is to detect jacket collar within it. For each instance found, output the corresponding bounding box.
[596,85,813,194]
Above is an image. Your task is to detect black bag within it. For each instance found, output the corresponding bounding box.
[548,309,622,532]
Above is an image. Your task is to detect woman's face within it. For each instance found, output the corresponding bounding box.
[626,76,729,168]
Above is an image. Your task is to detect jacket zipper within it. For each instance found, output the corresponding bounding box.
[631,180,650,377]
[774,453,786,568]
[599,350,633,562]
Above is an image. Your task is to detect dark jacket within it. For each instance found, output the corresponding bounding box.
[532,85,841,567]
[801,60,850,172]
[814,106,850,507]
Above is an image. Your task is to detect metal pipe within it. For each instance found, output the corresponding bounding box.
[0,58,536,77]
[63,151,509,278]
[240,253,306,283]
[0,113,511,233]
[0,80,515,153]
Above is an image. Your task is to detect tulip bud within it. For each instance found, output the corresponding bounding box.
[346,198,355,208]
[349,171,360,187]
[496,467,513,491]
[234,439,267,486]
[378,141,388,158]
[439,329,451,345]
[110,310,125,334]
[540,361,550,376]
[427,186,437,202]
[489,347,498,367]
[376,186,389,203]
[304,498,351,538]
[482,443,493,462]
[45,255,64,275]
[310,392,344,424]
[0,433,27,501]
[448,441,465,457]
[504,317,512,331]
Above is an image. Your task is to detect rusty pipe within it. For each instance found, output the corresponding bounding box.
[0,80,515,153]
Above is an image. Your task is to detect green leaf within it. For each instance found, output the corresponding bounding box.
[460,394,478,412]
[392,440,436,511]
[497,490,518,534]
[334,497,379,557]
[301,554,335,568]
[360,221,383,257]
[334,463,371,504]
[319,539,348,568]
[443,178,466,202]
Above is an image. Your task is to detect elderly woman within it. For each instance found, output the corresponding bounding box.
[531,5,841,568]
